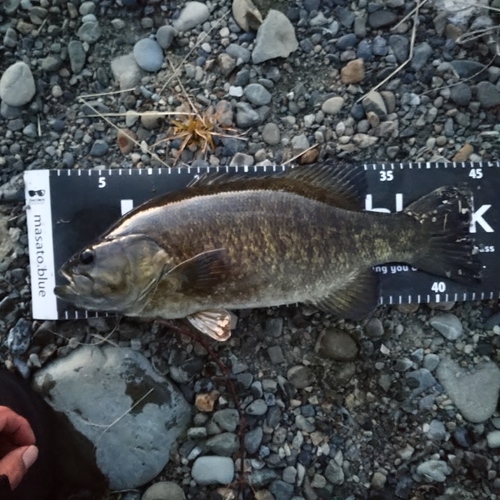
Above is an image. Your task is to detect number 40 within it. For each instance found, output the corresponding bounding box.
[431,282,446,293]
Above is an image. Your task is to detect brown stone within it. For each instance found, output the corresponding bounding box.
[195,390,220,412]
[298,147,319,164]
[341,58,365,84]
[117,128,137,154]
[452,143,473,162]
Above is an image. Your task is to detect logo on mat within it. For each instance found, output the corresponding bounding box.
[28,189,46,204]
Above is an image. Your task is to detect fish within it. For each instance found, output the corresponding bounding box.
[54,163,482,341]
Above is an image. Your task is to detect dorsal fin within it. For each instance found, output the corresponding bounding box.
[187,162,366,210]
[104,162,366,235]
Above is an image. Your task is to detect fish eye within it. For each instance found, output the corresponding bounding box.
[79,249,95,265]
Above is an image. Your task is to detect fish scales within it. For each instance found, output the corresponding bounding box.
[108,190,421,311]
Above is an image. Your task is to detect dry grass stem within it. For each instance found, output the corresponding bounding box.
[282,143,320,166]
[159,10,230,96]
[421,42,500,95]
[456,25,499,45]
[392,0,428,31]
[84,111,193,118]
[95,388,155,441]
[78,97,171,168]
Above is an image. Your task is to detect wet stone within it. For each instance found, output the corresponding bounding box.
[416,460,451,482]
[245,426,263,454]
[133,38,163,72]
[142,481,185,500]
[6,318,31,355]
[244,83,272,106]
[246,399,268,416]
[191,456,234,485]
[264,317,283,338]
[450,83,472,106]
[365,318,384,337]
[427,420,446,441]
[213,409,239,432]
[406,368,437,395]
[268,346,286,364]
[268,480,294,500]
[325,459,344,485]
[77,21,101,44]
[68,40,86,74]
[315,328,358,361]
[205,432,239,456]
[90,140,109,157]
[429,314,463,340]
[295,415,315,433]
[287,365,315,389]
[369,10,398,28]
[156,25,176,49]
[437,358,500,423]
[476,81,500,108]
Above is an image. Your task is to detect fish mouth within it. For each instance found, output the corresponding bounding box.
[54,268,94,302]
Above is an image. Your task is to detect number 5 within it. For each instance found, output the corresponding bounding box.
[98,177,106,188]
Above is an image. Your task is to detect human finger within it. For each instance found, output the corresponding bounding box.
[0,407,35,446]
[0,445,38,490]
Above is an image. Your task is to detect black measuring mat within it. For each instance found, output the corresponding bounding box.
[24,161,499,320]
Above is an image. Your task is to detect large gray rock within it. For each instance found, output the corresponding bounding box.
[252,10,298,64]
[33,346,191,489]
[0,62,36,107]
[437,357,500,423]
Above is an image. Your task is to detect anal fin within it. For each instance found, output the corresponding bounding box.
[187,309,232,341]
[310,269,379,320]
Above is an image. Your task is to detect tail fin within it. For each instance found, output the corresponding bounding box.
[404,185,482,285]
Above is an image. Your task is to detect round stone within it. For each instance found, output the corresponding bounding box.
[0,61,36,107]
[156,25,176,49]
[133,38,164,72]
[321,96,344,115]
[315,328,358,361]
[262,122,280,145]
[191,456,235,485]
[142,481,185,500]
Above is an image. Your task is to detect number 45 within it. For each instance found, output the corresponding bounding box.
[469,169,483,179]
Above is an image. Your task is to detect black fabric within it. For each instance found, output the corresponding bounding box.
[0,369,55,500]
[0,473,12,494]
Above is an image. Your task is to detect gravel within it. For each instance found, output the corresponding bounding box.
[2,0,500,498]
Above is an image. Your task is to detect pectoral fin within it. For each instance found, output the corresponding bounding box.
[310,269,379,320]
[166,249,231,292]
[187,309,232,341]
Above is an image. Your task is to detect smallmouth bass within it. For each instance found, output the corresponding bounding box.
[54,164,481,340]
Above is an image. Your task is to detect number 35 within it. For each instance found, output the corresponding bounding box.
[380,171,394,181]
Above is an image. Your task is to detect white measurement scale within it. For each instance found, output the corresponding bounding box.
[24,161,499,320]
